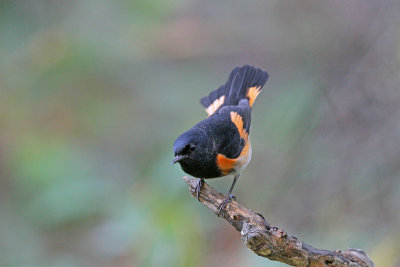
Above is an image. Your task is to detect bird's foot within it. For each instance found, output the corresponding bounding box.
[217,194,236,216]
[195,178,204,201]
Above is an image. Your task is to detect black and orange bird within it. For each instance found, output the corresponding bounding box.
[172,65,269,213]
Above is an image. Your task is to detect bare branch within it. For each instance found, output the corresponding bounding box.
[183,176,374,267]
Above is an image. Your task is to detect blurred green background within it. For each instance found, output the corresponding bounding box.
[1,1,400,266]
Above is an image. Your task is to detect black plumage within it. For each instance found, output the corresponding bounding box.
[172,65,269,212]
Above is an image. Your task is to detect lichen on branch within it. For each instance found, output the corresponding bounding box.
[183,176,374,267]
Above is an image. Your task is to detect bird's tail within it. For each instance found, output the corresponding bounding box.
[200,65,269,116]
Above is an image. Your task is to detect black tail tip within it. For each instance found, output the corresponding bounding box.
[230,64,269,88]
[237,64,269,79]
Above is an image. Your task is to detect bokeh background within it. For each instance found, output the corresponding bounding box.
[1,1,400,266]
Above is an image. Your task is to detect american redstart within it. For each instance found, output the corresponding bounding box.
[172,65,269,213]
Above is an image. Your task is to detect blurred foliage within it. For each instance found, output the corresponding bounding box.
[1,0,400,266]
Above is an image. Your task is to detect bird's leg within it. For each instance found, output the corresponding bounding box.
[218,174,240,215]
[195,178,204,201]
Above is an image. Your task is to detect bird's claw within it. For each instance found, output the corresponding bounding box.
[217,194,236,216]
[195,178,204,201]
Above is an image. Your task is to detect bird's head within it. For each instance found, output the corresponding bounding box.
[172,128,213,166]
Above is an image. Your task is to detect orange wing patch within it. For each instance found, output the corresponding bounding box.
[216,113,252,175]
[216,112,252,176]
[247,86,262,107]
[206,95,225,116]
[216,154,236,175]
[230,111,248,142]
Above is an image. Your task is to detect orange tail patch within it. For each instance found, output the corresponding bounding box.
[230,111,248,142]
[206,95,225,116]
[247,86,262,107]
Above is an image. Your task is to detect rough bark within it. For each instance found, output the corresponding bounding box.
[183,176,374,267]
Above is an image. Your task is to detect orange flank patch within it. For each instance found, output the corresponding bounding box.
[217,113,252,176]
[206,95,225,116]
[230,112,248,142]
[247,86,262,107]
[242,131,248,143]
[216,154,237,175]
[216,141,252,175]
[238,140,251,165]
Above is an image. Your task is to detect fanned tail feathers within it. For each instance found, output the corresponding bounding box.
[200,65,269,116]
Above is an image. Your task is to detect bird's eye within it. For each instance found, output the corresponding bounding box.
[189,143,196,151]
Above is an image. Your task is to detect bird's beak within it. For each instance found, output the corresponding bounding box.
[171,155,187,164]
